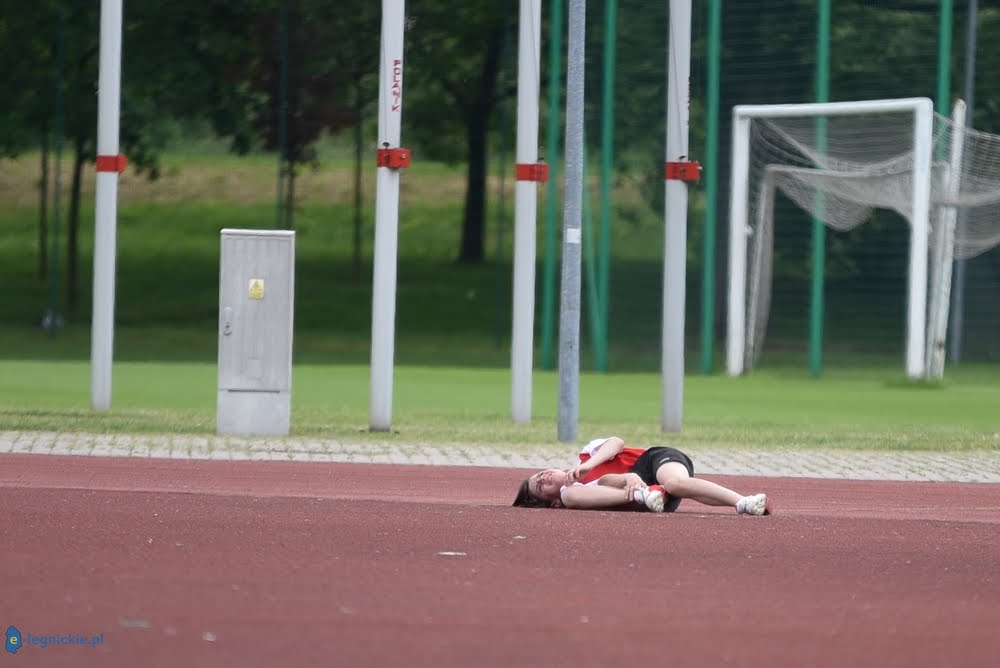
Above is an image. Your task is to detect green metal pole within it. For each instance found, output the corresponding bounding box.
[928,0,953,375]
[540,0,564,370]
[493,0,513,348]
[276,0,289,229]
[700,0,721,374]
[936,0,953,114]
[494,100,509,349]
[582,147,604,369]
[809,0,831,377]
[596,0,616,373]
[47,4,65,336]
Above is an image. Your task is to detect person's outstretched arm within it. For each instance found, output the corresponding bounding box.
[596,472,647,501]
[559,483,633,509]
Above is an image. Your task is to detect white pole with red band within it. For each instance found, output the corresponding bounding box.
[511,0,545,423]
[661,0,697,432]
[91,0,126,412]
[370,0,409,431]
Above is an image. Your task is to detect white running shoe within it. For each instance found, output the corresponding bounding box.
[634,485,665,513]
[736,493,770,516]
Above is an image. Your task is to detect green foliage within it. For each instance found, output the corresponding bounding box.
[973,7,1000,134]
[403,2,511,164]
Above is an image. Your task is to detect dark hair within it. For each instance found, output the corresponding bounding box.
[512,478,550,508]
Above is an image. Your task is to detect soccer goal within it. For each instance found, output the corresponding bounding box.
[726,96,1000,379]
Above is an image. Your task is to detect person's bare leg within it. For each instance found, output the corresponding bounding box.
[655,462,742,507]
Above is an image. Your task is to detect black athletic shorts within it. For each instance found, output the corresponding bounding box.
[628,446,695,513]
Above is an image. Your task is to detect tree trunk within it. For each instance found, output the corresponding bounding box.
[38,133,49,280]
[458,110,488,263]
[455,15,506,264]
[352,115,363,282]
[67,141,85,312]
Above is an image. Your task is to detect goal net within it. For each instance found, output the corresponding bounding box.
[727,97,1000,379]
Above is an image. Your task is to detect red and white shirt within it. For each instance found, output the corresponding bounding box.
[577,437,644,483]
[559,438,646,502]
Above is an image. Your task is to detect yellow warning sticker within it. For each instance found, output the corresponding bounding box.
[248,278,265,299]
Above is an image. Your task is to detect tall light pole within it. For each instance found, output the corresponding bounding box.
[91,0,126,411]
[557,0,586,442]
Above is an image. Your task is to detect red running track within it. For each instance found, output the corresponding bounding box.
[1,453,998,667]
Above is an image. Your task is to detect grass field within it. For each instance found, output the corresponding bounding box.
[1,359,997,452]
[1,148,997,452]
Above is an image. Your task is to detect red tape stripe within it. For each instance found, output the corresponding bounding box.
[95,154,128,173]
[515,163,549,182]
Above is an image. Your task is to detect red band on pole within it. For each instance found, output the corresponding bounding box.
[376,147,411,169]
[664,160,702,182]
[515,163,549,182]
[95,154,128,173]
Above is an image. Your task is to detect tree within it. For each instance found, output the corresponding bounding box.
[1,1,266,313]
[0,2,64,281]
[310,1,381,280]
[245,0,360,230]
[404,2,513,263]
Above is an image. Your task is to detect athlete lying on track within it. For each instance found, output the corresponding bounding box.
[512,436,771,515]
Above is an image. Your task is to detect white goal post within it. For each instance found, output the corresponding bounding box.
[726,97,935,379]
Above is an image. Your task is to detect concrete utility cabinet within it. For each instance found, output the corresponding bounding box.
[217,229,295,436]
